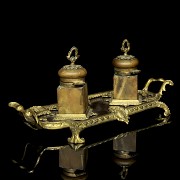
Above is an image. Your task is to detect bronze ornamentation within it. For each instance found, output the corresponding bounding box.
[9,39,174,144]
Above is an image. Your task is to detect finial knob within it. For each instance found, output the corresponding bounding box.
[121,39,130,55]
[66,46,80,65]
[112,39,139,70]
[58,46,87,83]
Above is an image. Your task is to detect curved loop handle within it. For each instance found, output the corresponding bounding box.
[142,78,174,95]
[66,46,80,65]
[121,39,130,55]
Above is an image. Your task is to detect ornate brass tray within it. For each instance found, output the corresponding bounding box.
[8,39,174,144]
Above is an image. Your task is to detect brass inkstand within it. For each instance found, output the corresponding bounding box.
[9,39,174,144]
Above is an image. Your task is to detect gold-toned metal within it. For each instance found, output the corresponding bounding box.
[121,39,130,55]
[66,46,80,65]
[110,39,141,106]
[57,46,90,120]
[8,40,174,144]
[11,115,170,174]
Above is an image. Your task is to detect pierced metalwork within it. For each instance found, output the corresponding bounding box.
[66,46,80,64]
[8,40,174,144]
[121,38,130,55]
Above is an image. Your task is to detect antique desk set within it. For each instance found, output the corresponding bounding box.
[8,39,174,178]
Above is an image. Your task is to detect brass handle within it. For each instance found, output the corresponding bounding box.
[8,102,25,112]
[142,78,174,95]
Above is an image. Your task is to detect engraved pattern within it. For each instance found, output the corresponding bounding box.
[127,101,170,117]
[39,121,69,129]
[8,78,174,144]
[13,116,170,173]
[115,55,135,60]
[88,91,112,100]
[62,64,82,70]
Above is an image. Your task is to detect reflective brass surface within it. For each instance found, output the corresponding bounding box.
[11,115,170,176]
[8,39,174,144]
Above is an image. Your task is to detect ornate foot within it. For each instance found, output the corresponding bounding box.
[68,128,85,144]
[156,101,170,117]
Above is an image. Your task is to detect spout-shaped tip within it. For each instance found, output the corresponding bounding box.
[169,80,174,86]
[8,102,25,112]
